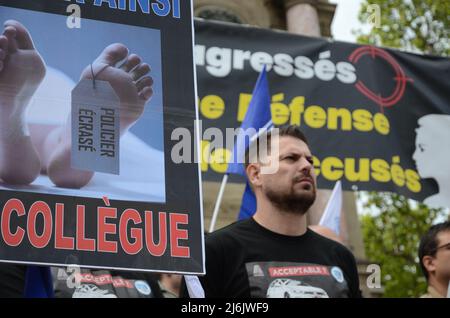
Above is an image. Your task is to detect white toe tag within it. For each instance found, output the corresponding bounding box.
[71,79,120,175]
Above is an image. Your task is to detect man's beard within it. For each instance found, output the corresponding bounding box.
[264,181,316,215]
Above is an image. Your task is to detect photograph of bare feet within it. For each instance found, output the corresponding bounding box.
[0,7,165,203]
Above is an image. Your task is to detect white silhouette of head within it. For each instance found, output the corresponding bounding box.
[413,114,450,209]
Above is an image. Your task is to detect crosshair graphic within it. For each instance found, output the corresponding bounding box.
[349,46,413,113]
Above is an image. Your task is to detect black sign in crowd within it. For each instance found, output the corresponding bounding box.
[0,0,448,300]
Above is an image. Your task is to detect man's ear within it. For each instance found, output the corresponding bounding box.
[246,163,262,187]
[422,255,436,275]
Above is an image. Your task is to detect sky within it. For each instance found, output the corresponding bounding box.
[329,1,376,215]
[329,0,371,43]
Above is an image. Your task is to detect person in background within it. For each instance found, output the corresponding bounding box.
[0,263,163,298]
[157,273,182,298]
[419,221,450,298]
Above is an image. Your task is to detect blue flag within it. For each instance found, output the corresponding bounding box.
[226,67,272,176]
[24,266,54,298]
[225,67,272,220]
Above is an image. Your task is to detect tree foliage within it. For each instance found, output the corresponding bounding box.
[355,0,449,297]
[356,0,449,56]
[360,192,447,297]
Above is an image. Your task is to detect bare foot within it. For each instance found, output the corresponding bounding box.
[0,20,45,185]
[47,43,153,188]
[80,43,154,132]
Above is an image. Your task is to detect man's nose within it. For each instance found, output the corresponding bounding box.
[299,157,313,173]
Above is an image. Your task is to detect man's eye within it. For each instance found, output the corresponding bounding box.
[419,144,425,152]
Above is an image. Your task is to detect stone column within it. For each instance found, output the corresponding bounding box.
[283,0,321,36]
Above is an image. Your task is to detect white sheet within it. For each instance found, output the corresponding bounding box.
[0,133,165,202]
[1,67,166,203]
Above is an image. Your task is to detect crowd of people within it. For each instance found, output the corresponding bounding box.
[0,125,448,298]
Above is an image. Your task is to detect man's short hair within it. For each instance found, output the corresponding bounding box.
[244,125,309,169]
[418,221,450,279]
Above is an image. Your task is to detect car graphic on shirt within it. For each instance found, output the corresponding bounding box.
[72,284,118,298]
[266,278,329,298]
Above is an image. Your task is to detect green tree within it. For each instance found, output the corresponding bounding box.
[356,0,449,56]
[360,192,447,297]
[355,0,449,297]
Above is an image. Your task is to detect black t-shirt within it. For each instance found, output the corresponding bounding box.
[199,218,361,298]
[0,264,27,298]
[0,264,163,298]
[53,268,163,298]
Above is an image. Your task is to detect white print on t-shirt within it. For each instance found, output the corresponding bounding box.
[246,262,350,298]
[253,265,265,277]
[331,267,345,283]
[134,280,152,295]
[72,284,118,298]
[266,278,329,298]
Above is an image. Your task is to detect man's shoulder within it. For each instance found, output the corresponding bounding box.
[420,286,445,298]
[205,218,257,251]
[207,218,254,241]
[308,230,355,259]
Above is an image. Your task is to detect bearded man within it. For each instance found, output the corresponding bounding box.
[197,125,361,298]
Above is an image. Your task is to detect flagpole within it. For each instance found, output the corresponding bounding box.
[209,173,229,233]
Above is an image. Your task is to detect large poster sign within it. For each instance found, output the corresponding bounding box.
[0,0,204,274]
[195,20,450,208]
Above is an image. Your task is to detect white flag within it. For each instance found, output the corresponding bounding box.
[184,275,205,298]
[319,180,342,235]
